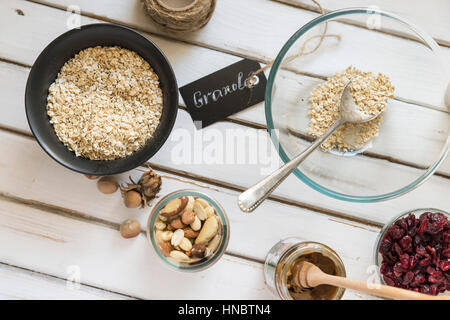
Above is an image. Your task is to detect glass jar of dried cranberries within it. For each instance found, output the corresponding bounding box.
[374,208,450,297]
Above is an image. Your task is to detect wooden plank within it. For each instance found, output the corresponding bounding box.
[0,263,131,299]
[0,59,449,225]
[0,129,377,290]
[0,32,449,177]
[274,0,450,46]
[0,198,276,299]
[17,0,450,109]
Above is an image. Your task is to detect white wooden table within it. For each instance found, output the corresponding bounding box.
[0,0,449,300]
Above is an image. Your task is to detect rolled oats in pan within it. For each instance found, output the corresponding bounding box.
[46,46,163,160]
[308,66,394,152]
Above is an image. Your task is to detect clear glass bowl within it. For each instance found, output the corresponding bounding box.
[146,189,230,272]
[264,239,346,300]
[374,208,449,296]
[266,7,450,202]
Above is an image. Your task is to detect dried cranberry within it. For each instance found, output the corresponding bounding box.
[430,285,439,296]
[417,219,428,235]
[443,230,450,244]
[379,237,392,254]
[425,245,436,255]
[383,275,395,286]
[393,242,403,257]
[418,256,431,267]
[428,271,444,284]
[380,211,449,296]
[409,254,419,269]
[396,218,408,231]
[442,247,450,258]
[393,262,405,277]
[399,235,412,250]
[439,261,450,272]
[389,225,406,240]
[420,285,431,294]
[402,271,414,285]
[415,245,427,256]
[399,253,410,270]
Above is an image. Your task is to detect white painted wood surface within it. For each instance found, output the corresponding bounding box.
[0,0,448,299]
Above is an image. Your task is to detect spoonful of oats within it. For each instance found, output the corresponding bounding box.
[238,76,387,213]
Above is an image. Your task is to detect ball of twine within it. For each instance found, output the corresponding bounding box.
[142,0,217,32]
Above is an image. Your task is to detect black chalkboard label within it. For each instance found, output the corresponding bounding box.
[179,59,267,129]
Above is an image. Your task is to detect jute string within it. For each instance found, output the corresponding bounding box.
[250,0,341,81]
[142,0,216,32]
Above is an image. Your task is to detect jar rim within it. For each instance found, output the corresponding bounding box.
[146,189,230,272]
[275,240,347,300]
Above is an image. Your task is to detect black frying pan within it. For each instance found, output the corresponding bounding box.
[25,23,178,175]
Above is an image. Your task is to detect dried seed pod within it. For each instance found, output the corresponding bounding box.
[123,190,142,208]
[120,166,162,208]
[97,176,118,194]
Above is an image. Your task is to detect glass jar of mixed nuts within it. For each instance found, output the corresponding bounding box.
[264,239,347,300]
[147,190,230,272]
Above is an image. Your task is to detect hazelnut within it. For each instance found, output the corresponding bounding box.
[181,210,196,225]
[170,218,186,230]
[124,190,142,208]
[97,176,118,194]
[120,220,140,239]
[183,228,199,239]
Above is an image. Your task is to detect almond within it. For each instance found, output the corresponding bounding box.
[159,241,173,257]
[181,210,196,225]
[159,196,188,217]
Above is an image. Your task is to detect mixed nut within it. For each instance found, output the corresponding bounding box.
[153,195,223,264]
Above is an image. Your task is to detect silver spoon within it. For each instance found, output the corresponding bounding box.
[238,78,382,213]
